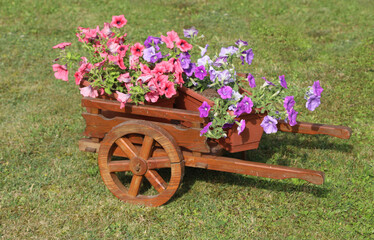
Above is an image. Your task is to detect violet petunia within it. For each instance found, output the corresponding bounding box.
[178,54,191,69]
[231,91,242,101]
[217,70,233,85]
[287,108,298,126]
[240,49,254,65]
[306,95,321,111]
[223,123,235,129]
[262,77,275,86]
[198,101,211,118]
[209,67,217,82]
[183,27,199,38]
[200,44,209,57]
[235,39,248,48]
[234,96,253,116]
[283,96,295,112]
[219,46,239,57]
[194,65,207,80]
[237,119,246,135]
[217,86,233,99]
[260,116,278,134]
[279,75,287,88]
[144,36,162,51]
[184,62,196,77]
[197,55,212,67]
[143,46,161,63]
[312,80,324,97]
[247,73,256,88]
[200,122,212,136]
[212,56,227,67]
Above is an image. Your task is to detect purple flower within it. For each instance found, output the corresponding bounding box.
[231,91,242,101]
[144,36,162,51]
[223,123,234,129]
[312,80,323,97]
[209,67,217,81]
[260,116,278,134]
[198,101,211,118]
[217,70,233,84]
[143,47,156,62]
[306,95,321,111]
[234,96,253,116]
[194,65,207,80]
[200,122,212,136]
[200,44,209,57]
[197,55,212,67]
[240,49,254,65]
[247,73,256,88]
[237,119,246,135]
[262,77,275,86]
[184,63,196,77]
[219,46,239,57]
[279,75,287,88]
[150,52,162,63]
[217,86,233,99]
[235,39,248,48]
[213,56,227,67]
[283,96,295,112]
[287,108,298,126]
[183,27,198,38]
[179,54,191,69]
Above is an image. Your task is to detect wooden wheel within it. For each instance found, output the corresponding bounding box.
[98,120,184,207]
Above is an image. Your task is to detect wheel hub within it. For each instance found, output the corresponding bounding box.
[130,156,147,175]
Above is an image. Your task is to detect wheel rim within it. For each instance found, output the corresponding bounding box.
[98,120,184,207]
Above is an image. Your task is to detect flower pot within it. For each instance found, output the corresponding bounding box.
[175,86,266,153]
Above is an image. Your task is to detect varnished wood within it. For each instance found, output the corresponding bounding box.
[98,120,184,207]
[278,120,352,139]
[183,154,324,185]
[82,113,210,153]
[82,97,204,123]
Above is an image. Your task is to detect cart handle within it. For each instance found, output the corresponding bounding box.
[277,120,352,139]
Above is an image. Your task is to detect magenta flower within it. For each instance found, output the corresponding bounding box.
[283,96,295,112]
[116,91,131,109]
[247,73,256,88]
[52,42,71,50]
[183,27,198,38]
[306,95,321,111]
[111,15,127,28]
[217,86,233,99]
[234,96,253,116]
[237,119,246,135]
[260,116,278,134]
[52,64,68,81]
[200,122,212,136]
[240,49,254,65]
[312,80,324,96]
[198,101,211,118]
[287,108,298,126]
[279,75,287,88]
[194,65,207,80]
[80,85,98,98]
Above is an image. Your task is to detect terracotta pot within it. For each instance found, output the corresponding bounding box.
[175,86,266,153]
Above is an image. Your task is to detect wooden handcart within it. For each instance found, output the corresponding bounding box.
[79,95,352,207]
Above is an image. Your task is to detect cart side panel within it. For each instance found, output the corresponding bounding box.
[82,113,210,153]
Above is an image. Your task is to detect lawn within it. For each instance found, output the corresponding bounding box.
[0,0,373,239]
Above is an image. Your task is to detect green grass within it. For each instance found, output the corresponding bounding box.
[1,0,373,239]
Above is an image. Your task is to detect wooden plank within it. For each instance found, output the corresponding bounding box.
[278,120,352,139]
[82,113,210,153]
[81,97,204,123]
[183,153,325,185]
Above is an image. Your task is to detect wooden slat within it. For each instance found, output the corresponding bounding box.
[278,120,352,139]
[82,97,204,123]
[82,113,210,153]
[184,153,325,185]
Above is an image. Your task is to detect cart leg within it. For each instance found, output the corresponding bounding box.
[184,153,324,185]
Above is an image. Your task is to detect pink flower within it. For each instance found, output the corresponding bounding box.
[139,63,151,74]
[74,71,83,85]
[100,22,112,38]
[108,54,119,63]
[155,75,168,94]
[161,35,174,49]
[130,42,145,57]
[167,30,180,42]
[152,64,167,75]
[107,39,120,54]
[116,91,131,109]
[52,42,71,50]
[118,73,131,83]
[80,85,98,98]
[111,15,127,28]
[129,55,139,69]
[52,64,68,81]
[162,81,176,98]
[174,72,184,86]
[118,57,126,70]
[173,59,183,74]
[78,62,93,73]
[176,39,192,52]
[145,91,159,103]
[94,58,107,68]
[117,44,129,58]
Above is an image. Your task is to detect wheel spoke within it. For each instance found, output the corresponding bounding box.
[115,137,138,159]
[147,156,171,169]
[139,136,154,160]
[108,160,130,172]
[145,170,167,193]
[128,175,143,197]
